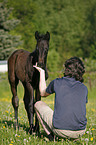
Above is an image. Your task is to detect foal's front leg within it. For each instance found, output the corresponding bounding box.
[34,88,41,134]
[23,82,34,134]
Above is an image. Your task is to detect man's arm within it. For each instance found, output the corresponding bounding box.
[33,64,50,97]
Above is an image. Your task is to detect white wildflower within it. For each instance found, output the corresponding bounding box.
[15,134,17,137]
[86,131,89,134]
[24,139,26,142]
[85,138,89,141]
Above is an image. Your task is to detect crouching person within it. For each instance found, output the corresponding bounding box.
[33,57,88,141]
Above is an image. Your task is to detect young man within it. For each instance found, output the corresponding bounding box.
[33,57,88,141]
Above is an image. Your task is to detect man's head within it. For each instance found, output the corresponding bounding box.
[64,57,85,82]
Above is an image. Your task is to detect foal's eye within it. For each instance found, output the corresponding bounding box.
[46,48,48,51]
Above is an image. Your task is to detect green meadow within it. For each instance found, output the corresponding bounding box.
[0,72,96,145]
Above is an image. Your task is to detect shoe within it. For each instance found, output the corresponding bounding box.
[48,133,54,141]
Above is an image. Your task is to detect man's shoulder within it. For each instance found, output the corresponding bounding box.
[81,83,88,92]
[54,77,68,86]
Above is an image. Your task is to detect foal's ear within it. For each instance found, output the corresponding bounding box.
[46,31,50,41]
[35,31,39,40]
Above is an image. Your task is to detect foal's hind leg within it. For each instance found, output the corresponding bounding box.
[23,82,34,134]
[10,77,19,128]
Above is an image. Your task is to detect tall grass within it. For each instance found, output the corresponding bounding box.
[0,72,96,145]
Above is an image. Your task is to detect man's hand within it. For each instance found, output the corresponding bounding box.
[33,63,49,97]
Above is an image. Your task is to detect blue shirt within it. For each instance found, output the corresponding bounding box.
[46,77,88,131]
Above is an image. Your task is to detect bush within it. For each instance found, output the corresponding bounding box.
[47,49,60,72]
[84,59,96,72]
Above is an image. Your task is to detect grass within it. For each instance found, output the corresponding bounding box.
[0,72,96,145]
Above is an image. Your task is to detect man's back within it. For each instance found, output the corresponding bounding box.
[46,77,88,130]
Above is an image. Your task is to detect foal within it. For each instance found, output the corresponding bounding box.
[8,31,50,134]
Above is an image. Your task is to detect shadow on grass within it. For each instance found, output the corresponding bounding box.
[0,119,29,133]
[0,119,81,143]
[0,119,48,138]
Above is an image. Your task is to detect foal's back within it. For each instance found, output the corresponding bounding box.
[8,49,30,83]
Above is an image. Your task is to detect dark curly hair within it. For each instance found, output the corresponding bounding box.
[64,57,85,82]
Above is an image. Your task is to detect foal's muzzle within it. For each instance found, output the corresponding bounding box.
[37,62,45,69]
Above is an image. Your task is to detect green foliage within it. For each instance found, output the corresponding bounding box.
[90,43,96,59]
[8,0,37,52]
[47,49,60,72]
[0,0,22,60]
[80,0,96,58]
[33,0,96,60]
[0,0,96,69]
[84,58,96,72]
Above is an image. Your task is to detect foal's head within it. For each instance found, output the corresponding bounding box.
[35,31,50,69]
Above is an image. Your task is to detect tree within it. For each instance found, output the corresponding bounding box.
[8,0,37,52]
[0,0,22,60]
[6,0,96,67]
[80,0,96,58]
[47,49,60,72]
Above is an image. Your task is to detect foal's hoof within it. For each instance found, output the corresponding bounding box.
[28,124,34,135]
[33,126,40,137]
